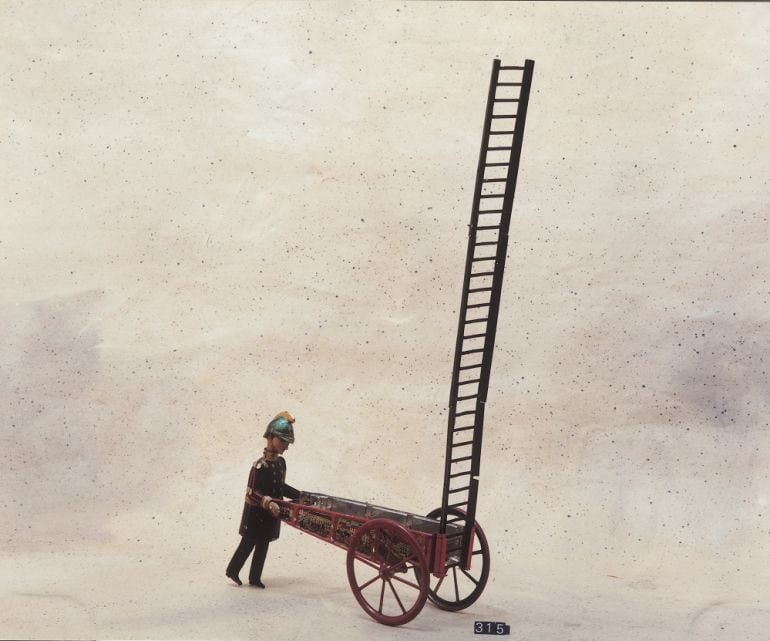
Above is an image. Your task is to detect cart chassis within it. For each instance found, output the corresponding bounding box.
[257,491,490,626]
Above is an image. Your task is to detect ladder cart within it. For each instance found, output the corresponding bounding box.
[266,58,535,626]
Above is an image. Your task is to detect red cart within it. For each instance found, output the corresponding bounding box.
[271,58,534,626]
[261,492,489,626]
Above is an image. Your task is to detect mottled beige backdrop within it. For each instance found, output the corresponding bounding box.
[2,2,769,640]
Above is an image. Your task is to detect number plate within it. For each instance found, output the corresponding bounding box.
[474,621,510,635]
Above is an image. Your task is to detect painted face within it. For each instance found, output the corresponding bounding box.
[271,435,289,454]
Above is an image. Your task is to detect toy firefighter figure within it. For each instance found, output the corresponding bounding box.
[226,411,301,588]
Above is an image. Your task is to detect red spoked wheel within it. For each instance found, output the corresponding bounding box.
[424,507,490,611]
[346,518,429,626]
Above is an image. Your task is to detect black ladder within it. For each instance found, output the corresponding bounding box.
[439,59,535,559]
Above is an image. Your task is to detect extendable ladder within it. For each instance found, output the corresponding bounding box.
[439,59,535,560]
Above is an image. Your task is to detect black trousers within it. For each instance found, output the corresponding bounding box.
[227,531,270,584]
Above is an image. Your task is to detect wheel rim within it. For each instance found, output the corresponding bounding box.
[346,518,429,626]
[424,506,490,611]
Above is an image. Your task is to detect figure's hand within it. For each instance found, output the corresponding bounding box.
[261,495,280,517]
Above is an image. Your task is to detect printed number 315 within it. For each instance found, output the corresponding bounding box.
[474,621,509,635]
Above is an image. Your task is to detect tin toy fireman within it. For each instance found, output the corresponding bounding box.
[225,411,301,588]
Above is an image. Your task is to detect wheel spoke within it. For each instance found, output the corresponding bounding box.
[387,578,407,614]
[460,567,479,585]
[378,578,386,614]
[452,566,460,602]
[358,574,381,591]
[390,573,422,590]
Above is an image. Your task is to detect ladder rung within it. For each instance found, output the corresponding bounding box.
[464,317,489,324]
[469,271,494,278]
[494,98,520,102]
[453,409,476,417]
[482,178,507,183]
[479,194,503,199]
[458,365,481,372]
[457,378,481,385]
[473,241,498,247]
[489,130,515,135]
[466,302,490,309]
[447,501,469,509]
[484,163,509,167]
[476,225,500,230]
[488,146,512,151]
[500,65,524,70]
[467,287,493,293]
[461,349,484,357]
[471,256,495,262]
[452,439,474,448]
[450,470,473,479]
[452,425,475,434]
[491,115,517,119]
[497,82,522,86]
[456,394,477,401]
[478,209,502,214]
[463,332,486,339]
[448,486,470,494]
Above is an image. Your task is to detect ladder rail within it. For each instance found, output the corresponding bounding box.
[439,58,502,533]
[438,59,535,562]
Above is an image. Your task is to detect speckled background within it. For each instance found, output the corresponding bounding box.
[2,2,770,640]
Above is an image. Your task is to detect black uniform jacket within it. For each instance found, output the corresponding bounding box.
[239,456,300,540]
